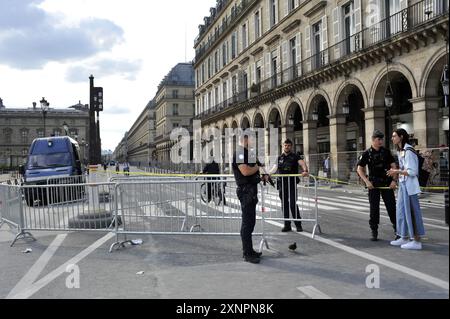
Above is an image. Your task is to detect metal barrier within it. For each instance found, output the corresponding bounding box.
[0,184,35,246]
[260,174,321,239]
[1,172,322,252]
[109,177,266,252]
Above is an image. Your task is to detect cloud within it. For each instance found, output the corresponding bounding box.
[103,106,131,115]
[65,58,142,82]
[0,0,124,69]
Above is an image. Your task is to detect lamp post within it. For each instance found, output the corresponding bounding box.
[40,97,49,137]
[312,108,319,121]
[442,64,449,108]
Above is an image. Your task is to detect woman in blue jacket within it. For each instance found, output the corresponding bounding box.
[387,129,425,250]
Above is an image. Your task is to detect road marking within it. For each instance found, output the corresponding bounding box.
[265,220,449,291]
[7,232,114,299]
[297,286,332,299]
[7,234,67,299]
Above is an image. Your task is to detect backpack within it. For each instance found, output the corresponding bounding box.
[405,147,430,187]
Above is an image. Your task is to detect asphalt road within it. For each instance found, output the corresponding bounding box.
[0,170,448,300]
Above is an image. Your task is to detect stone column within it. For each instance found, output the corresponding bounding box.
[303,120,318,175]
[363,106,386,149]
[329,114,348,183]
[410,97,441,149]
[281,125,295,144]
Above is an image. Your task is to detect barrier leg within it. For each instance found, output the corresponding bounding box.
[10,230,36,247]
[258,185,270,252]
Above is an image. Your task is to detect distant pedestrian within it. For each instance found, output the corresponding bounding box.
[388,129,426,250]
[115,162,120,174]
[357,130,398,242]
[323,155,330,179]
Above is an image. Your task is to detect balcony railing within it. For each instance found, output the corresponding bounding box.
[194,0,259,64]
[196,0,448,120]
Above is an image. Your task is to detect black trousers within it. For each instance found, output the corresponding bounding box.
[368,188,397,232]
[278,178,302,227]
[237,184,258,255]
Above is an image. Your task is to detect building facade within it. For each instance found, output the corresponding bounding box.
[122,99,156,166]
[154,63,196,163]
[194,0,449,180]
[0,98,90,168]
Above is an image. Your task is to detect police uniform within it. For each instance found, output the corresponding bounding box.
[277,151,303,231]
[232,146,261,260]
[357,147,397,236]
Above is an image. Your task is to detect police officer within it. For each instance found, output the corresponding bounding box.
[277,139,309,232]
[232,134,266,264]
[203,157,220,203]
[357,130,398,241]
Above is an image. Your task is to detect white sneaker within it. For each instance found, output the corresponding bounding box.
[390,238,410,247]
[401,241,422,250]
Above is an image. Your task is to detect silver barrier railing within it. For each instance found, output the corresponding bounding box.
[109,178,266,252]
[260,174,321,239]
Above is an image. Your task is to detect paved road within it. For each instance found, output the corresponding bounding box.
[0,170,448,300]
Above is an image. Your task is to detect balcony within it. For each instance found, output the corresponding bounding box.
[196,0,448,123]
[194,0,259,65]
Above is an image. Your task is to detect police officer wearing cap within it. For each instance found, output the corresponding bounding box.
[232,134,267,264]
[357,130,398,241]
[277,139,309,233]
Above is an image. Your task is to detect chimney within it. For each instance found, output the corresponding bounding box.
[33,102,36,109]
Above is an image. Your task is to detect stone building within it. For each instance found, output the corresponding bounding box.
[0,98,90,168]
[154,63,196,163]
[193,0,449,180]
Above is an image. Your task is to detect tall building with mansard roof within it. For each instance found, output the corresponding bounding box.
[194,0,449,180]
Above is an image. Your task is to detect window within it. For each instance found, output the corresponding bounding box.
[231,76,237,95]
[53,129,61,137]
[288,0,296,13]
[37,129,44,138]
[173,123,179,128]
[222,42,228,66]
[172,90,178,98]
[254,11,261,39]
[215,87,219,105]
[231,32,237,59]
[201,63,205,84]
[21,129,29,144]
[270,0,277,27]
[214,50,219,73]
[256,63,262,84]
[271,54,278,87]
[208,57,212,78]
[223,81,228,102]
[289,37,297,78]
[22,149,28,156]
[4,128,12,144]
[208,92,212,108]
[242,23,248,49]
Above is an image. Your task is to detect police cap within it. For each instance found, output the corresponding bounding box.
[372,129,385,139]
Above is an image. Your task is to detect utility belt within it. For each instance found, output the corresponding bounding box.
[369,176,393,187]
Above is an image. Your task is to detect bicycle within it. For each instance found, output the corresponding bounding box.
[200,182,226,205]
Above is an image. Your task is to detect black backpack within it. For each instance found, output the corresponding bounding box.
[405,147,430,188]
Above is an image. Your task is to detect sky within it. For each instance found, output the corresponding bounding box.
[0,0,213,151]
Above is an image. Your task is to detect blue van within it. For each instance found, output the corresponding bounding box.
[21,137,84,206]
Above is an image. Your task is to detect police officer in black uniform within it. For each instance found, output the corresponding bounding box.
[232,134,266,264]
[277,139,309,232]
[357,130,398,241]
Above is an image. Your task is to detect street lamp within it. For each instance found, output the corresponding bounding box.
[441,64,449,108]
[312,108,319,121]
[384,60,394,109]
[288,113,295,126]
[40,97,49,137]
[62,122,69,136]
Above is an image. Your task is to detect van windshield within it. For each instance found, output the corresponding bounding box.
[27,153,72,169]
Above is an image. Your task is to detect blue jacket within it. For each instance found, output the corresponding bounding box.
[398,143,421,195]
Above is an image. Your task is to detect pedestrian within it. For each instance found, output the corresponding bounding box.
[202,156,221,203]
[357,129,398,241]
[387,129,426,250]
[103,162,108,172]
[123,161,130,176]
[276,139,309,233]
[232,134,266,264]
[115,162,120,174]
[323,155,330,179]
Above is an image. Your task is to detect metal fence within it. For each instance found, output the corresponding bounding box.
[0,172,321,253]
